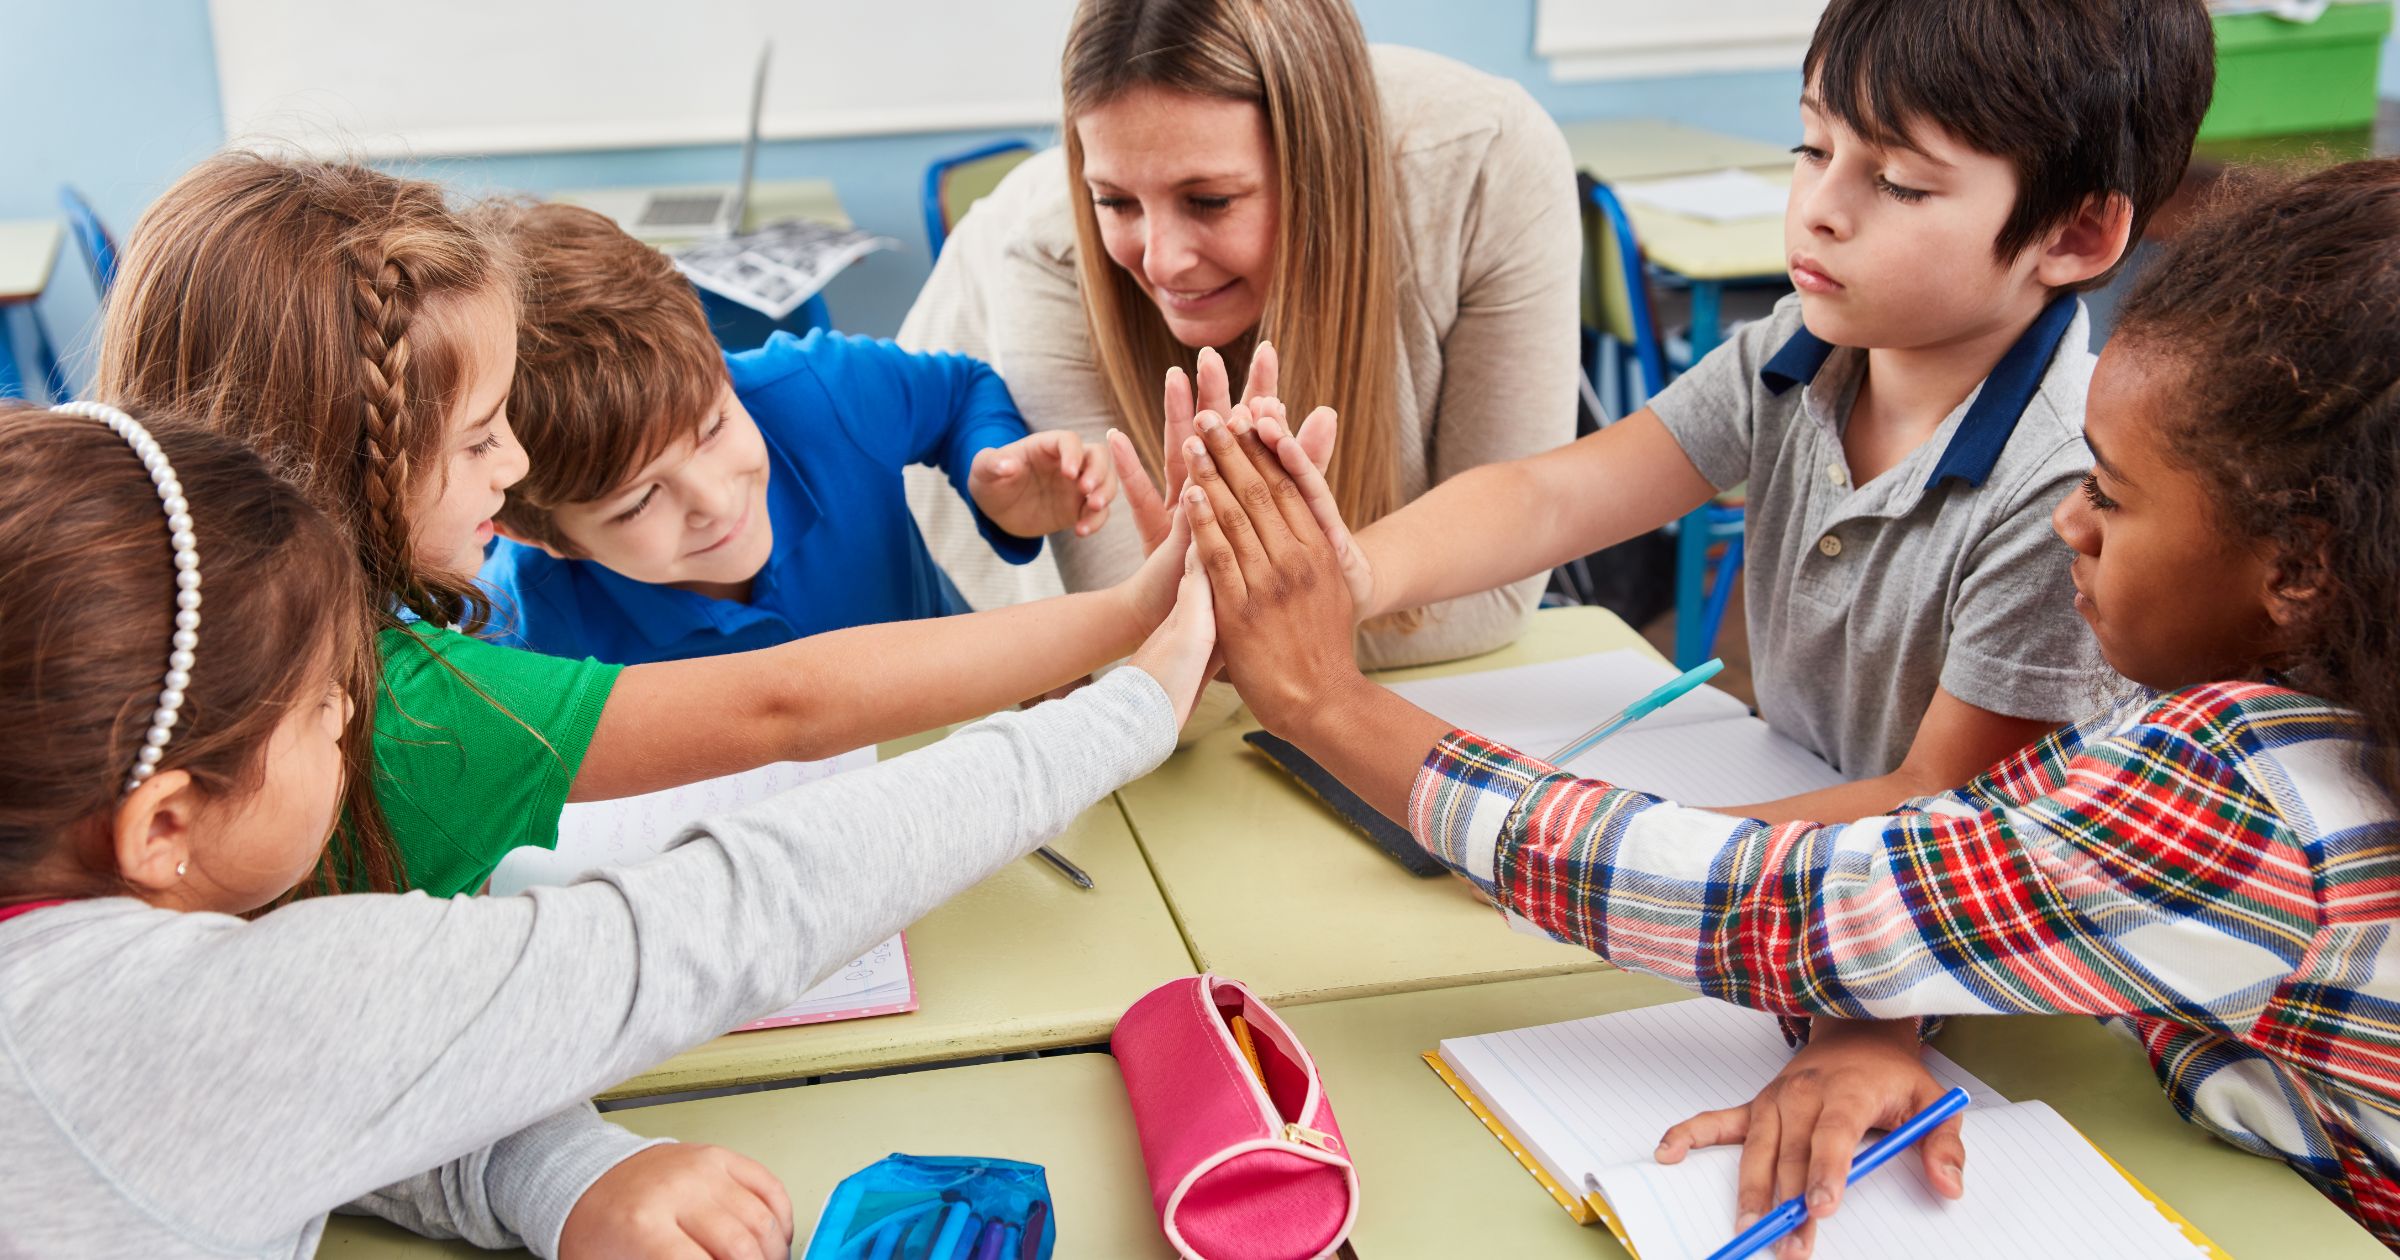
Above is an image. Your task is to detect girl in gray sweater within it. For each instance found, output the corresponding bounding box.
[0,403,1212,1258]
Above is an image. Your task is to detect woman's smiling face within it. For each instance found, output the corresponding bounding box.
[1076,86,1281,350]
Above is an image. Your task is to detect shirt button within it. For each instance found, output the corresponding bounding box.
[1818,534,1843,558]
[1828,462,1847,486]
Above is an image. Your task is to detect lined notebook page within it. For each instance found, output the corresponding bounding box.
[1581,722,1846,804]
[1440,1000,2206,1260]
[1594,1103,2208,1260]
[1388,652,1754,753]
[1440,999,2002,1193]
[1386,651,1844,806]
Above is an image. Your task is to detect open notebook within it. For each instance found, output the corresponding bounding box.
[1385,651,1845,805]
[1427,999,2224,1260]
[488,751,917,1031]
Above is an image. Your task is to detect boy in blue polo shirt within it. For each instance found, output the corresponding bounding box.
[479,202,1114,663]
[1314,0,2215,823]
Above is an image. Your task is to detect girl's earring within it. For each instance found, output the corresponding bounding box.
[175,861,187,878]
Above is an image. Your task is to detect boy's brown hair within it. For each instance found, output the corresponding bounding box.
[1805,0,2215,289]
[480,201,728,552]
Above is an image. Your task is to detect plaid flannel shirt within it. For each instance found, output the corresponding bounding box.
[1408,681,2400,1249]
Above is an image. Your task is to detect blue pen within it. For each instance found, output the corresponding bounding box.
[1547,658,1726,767]
[1703,1087,1973,1260]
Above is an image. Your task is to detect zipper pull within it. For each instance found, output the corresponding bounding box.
[1284,1122,1342,1152]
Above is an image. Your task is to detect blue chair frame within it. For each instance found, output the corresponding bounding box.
[923,140,1035,260]
[1586,179,1743,668]
[59,186,117,297]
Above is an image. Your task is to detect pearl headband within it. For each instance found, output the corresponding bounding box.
[53,402,201,793]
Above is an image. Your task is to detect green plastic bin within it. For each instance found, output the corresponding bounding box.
[2200,2,2394,140]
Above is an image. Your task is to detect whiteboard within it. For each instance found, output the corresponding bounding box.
[209,0,1081,158]
[1534,0,1827,81]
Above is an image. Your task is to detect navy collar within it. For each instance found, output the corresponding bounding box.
[1757,294,2082,491]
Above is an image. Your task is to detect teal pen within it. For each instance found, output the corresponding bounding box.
[1547,658,1726,766]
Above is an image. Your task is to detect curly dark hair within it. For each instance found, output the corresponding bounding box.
[2112,158,2400,801]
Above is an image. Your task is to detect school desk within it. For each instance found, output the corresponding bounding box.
[316,1052,1175,1258]
[600,788,1196,1100]
[1284,971,2388,1259]
[0,219,64,402]
[1111,607,1629,1010]
[549,177,850,240]
[1561,117,1791,361]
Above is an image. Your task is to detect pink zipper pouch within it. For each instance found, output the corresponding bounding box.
[1111,974,1359,1260]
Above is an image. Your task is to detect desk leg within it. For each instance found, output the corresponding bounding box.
[1671,280,1731,669]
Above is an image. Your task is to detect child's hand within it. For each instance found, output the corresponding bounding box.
[1124,533,1217,727]
[1653,1019,1965,1260]
[1112,341,1336,556]
[969,430,1116,540]
[1181,405,1363,735]
[557,1142,794,1260]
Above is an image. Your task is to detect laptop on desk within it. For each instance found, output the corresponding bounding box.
[574,43,768,244]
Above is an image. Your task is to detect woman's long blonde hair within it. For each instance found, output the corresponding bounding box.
[1063,0,1404,543]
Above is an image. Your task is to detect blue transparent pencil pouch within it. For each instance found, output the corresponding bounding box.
[803,1152,1057,1260]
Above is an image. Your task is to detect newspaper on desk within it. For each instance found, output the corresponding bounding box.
[673,217,895,320]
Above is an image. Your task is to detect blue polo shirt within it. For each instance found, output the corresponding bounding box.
[480,330,1039,665]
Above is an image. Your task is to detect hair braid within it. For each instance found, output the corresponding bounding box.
[346,242,432,620]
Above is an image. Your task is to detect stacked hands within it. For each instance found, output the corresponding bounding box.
[1120,352,1962,1260]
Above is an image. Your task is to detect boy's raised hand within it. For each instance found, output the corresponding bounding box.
[1113,341,1337,556]
[558,1142,793,1260]
[1179,405,1364,733]
[968,429,1117,541]
[1653,1019,1966,1260]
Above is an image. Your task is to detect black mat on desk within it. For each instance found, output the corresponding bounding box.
[1242,731,1448,878]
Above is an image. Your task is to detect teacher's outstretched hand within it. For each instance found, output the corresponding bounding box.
[1110,341,1337,556]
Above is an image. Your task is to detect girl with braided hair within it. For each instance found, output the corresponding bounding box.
[96,151,1196,902]
[0,401,1220,1255]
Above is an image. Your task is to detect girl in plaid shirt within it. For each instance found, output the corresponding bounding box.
[1174,161,2400,1254]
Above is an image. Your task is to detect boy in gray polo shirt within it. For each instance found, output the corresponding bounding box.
[1332,0,2216,820]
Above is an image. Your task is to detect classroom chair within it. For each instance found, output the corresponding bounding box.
[923,140,1035,260]
[1580,175,1744,666]
[59,186,118,298]
[695,286,832,353]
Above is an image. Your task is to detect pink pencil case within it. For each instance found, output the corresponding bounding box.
[1111,974,1359,1260]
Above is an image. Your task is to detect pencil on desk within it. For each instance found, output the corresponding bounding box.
[1033,845,1094,889]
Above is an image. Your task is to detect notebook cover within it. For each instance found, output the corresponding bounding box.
[1243,731,1447,878]
[1419,1050,2230,1260]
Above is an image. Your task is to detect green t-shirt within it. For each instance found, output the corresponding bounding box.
[369,625,622,897]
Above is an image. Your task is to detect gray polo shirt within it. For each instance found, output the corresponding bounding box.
[1649,292,2113,777]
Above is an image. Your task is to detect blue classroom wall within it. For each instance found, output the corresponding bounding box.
[0,0,1804,395]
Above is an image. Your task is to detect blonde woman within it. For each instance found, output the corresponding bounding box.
[901,0,1579,668]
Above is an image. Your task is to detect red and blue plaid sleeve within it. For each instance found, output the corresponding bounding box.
[1406,711,2322,1027]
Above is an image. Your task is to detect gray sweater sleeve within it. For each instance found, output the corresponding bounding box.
[338,1105,664,1257]
[0,668,1175,1255]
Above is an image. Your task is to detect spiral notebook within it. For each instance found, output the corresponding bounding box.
[488,752,918,1031]
[1426,998,2225,1260]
